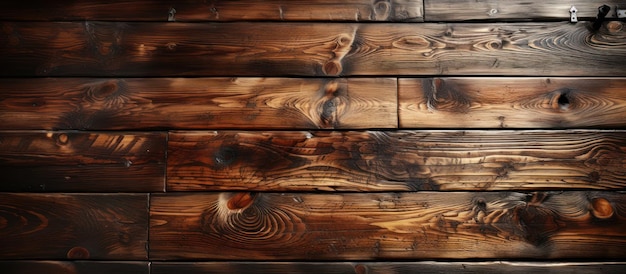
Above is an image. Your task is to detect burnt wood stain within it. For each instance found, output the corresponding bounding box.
[2,0,626,272]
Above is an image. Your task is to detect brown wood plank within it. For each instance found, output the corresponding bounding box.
[151,262,626,274]
[0,194,148,260]
[150,191,626,260]
[167,130,626,191]
[0,131,165,192]
[0,78,396,130]
[425,0,624,22]
[1,22,624,77]
[399,78,626,128]
[0,261,149,274]
[0,1,423,22]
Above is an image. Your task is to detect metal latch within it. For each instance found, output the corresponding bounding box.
[570,6,578,23]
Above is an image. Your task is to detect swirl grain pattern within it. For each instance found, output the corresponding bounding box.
[1,22,623,76]
[150,191,626,260]
[0,194,148,259]
[167,130,626,191]
[0,131,166,192]
[0,78,396,130]
[399,78,626,128]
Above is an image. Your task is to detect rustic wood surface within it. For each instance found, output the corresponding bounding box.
[1,22,624,77]
[399,78,626,128]
[0,194,148,259]
[0,131,165,192]
[150,191,626,260]
[168,130,626,191]
[424,0,624,21]
[0,78,397,130]
[0,261,149,274]
[0,0,423,22]
[151,261,626,274]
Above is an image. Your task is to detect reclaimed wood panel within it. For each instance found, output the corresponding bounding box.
[168,130,626,191]
[151,262,626,274]
[424,0,624,22]
[150,191,626,260]
[0,131,165,192]
[0,261,149,274]
[1,22,625,77]
[399,78,626,128]
[0,194,148,259]
[0,78,396,130]
[0,0,423,22]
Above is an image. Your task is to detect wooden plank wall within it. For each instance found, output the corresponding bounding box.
[1,0,626,273]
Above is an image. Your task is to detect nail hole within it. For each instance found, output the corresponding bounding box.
[558,92,570,110]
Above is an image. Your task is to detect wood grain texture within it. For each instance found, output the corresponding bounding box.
[1,22,624,77]
[0,78,397,130]
[399,78,626,128]
[0,194,148,259]
[0,0,423,22]
[0,131,165,192]
[167,130,626,191]
[151,262,626,274]
[424,0,624,22]
[0,261,149,274]
[150,191,626,260]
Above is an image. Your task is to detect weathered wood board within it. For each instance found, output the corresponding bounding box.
[168,130,626,191]
[0,194,148,259]
[151,261,626,274]
[0,131,165,192]
[399,78,626,128]
[1,22,624,77]
[0,78,397,130]
[424,0,625,21]
[0,261,149,274]
[0,0,423,22]
[150,191,626,260]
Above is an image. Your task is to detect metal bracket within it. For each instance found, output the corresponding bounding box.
[617,6,626,18]
[168,7,176,22]
[569,6,578,23]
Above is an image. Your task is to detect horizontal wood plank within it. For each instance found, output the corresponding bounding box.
[168,130,626,191]
[424,0,624,22]
[0,78,396,130]
[0,0,423,22]
[0,194,148,259]
[150,191,626,260]
[399,78,626,128]
[0,131,165,192]
[151,262,626,274]
[1,22,624,77]
[0,261,149,274]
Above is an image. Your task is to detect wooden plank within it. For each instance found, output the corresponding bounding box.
[424,0,624,22]
[0,131,165,192]
[151,262,626,274]
[0,0,423,22]
[399,78,626,128]
[150,191,626,260]
[0,194,148,259]
[168,130,626,191]
[1,22,624,77]
[0,78,396,130]
[0,261,149,274]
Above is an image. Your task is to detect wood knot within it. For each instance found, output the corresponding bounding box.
[373,0,391,20]
[214,146,237,167]
[591,197,614,219]
[354,264,368,274]
[323,61,342,76]
[56,133,69,145]
[166,42,177,51]
[606,21,623,33]
[67,246,90,259]
[227,192,256,210]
